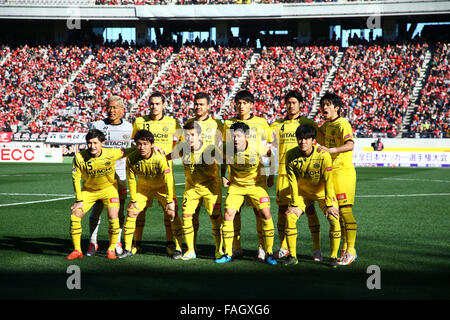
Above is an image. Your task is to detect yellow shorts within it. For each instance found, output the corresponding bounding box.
[275,174,291,206]
[224,183,271,212]
[182,179,222,216]
[79,184,120,213]
[304,198,329,215]
[133,185,174,212]
[332,167,356,207]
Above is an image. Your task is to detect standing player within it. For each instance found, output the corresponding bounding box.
[67,129,133,260]
[132,92,182,256]
[284,124,341,267]
[118,130,182,259]
[222,90,273,260]
[169,121,223,260]
[183,92,224,250]
[316,92,357,266]
[270,91,324,262]
[87,95,133,257]
[216,122,277,265]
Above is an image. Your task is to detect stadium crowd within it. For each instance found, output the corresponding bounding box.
[0,37,448,139]
[0,45,91,134]
[26,46,173,134]
[148,45,253,123]
[408,42,449,138]
[227,45,338,123]
[317,43,427,138]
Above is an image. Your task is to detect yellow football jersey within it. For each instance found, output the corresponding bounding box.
[173,141,221,187]
[285,145,336,207]
[270,116,319,175]
[184,116,224,147]
[223,142,268,187]
[318,117,354,169]
[132,115,182,155]
[72,148,125,201]
[223,115,272,147]
[126,150,174,203]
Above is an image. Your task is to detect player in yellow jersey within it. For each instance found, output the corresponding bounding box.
[215,122,277,265]
[317,92,357,266]
[132,92,182,256]
[169,121,223,260]
[270,90,325,262]
[67,129,134,260]
[118,130,183,259]
[183,92,224,250]
[223,90,274,261]
[284,124,341,267]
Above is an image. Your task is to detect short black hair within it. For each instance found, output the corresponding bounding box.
[183,120,202,134]
[86,129,106,142]
[230,121,250,136]
[284,90,303,104]
[320,92,343,115]
[134,130,154,144]
[149,91,166,104]
[295,124,317,140]
[194,92,210,104]
[234,90,254,104]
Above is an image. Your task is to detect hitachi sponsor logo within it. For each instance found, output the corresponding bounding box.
[104,141,129,147]
[154,133,169,139]
[280,133,296,138]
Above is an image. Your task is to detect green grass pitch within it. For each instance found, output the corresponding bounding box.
[0,162,449,300]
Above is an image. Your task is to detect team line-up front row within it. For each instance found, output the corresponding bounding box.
[66,90,357,268]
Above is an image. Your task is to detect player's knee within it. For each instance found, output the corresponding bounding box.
[182,214,193,219]
[127,210,140,218]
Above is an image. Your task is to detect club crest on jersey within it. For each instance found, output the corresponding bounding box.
[313,163,320,169]
[105,161,111,166]
[163,127,169,132]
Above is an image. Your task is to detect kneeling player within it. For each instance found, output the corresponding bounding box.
[67,129,132,260]
[285,124,341,267]
[216,122,277,265]
[119,130,183,259]
[170,121,223,260]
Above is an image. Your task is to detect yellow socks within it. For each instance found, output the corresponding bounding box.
[108,218,120,251]
[327,215,341,259]
[170,215,183,252]
[261,218,275,255]
[123,216,137,251]
[222,220,234,256]
[232,213,241,251]
[285,214,299,257]
[134,213,146,246]
[277,212,288,251]
[164,215,174,243]
[182,215,195,252]
[340,207,357,255]
[256,214,264,249]
[70,215,82,252]
[306,206,321,252]
[193,212,200,248]
[210,214,223,254]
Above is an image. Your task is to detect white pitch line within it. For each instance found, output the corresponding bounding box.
[383,178,450,183]
[0,196,74,207]
[356,193,450,198]
[0,193,73,197]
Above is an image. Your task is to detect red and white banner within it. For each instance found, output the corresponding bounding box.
[0,147,63,163]
[0,132,13,143]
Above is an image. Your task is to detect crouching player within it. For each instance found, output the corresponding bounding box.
[118,130,183,259]
[216,122,277,265]
[67,129,134,260]
[284,124,341,267]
